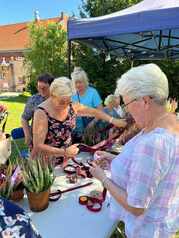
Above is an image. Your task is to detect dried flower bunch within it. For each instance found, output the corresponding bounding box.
[0,104,8,124]
[0,164,22,198]
[166,98,178,113]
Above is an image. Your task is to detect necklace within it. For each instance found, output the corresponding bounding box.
[143,112,169,133]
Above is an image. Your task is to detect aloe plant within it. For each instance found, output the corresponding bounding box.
[19,155,55,193]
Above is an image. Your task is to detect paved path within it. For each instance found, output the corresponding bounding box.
[0,92,20,99]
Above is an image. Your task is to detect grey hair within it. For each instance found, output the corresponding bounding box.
[50,77,74,97]
[104,94,116,106]
[116,63,169,105]
[71,67,89,88]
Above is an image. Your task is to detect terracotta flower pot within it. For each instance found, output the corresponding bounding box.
[27,189,50,212]
[10,189,24,202]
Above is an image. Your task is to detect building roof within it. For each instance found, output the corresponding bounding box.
[0,15,68,54]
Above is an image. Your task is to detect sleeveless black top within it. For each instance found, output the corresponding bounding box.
[38,103,76,148]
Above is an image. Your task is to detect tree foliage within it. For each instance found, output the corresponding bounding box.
[25,22,67,94]
[73,0,179,100]
[72,0,141,99]
[79,0,140,17]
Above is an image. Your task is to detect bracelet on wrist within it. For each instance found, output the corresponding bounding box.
[101,177,109,187]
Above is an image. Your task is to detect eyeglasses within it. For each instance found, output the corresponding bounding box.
[121,98,137,109]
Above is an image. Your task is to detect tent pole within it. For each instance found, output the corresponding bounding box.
[68,40,72,79]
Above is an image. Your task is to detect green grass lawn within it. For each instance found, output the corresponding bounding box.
[0,93,29,161]
[0,94,179,238]
[0,94,29,133]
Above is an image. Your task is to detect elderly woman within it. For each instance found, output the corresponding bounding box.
[71,67,103,140]
[90,64,179,238]
[32,77,126,160]
[21,73,54,147]
[83,94,121,145]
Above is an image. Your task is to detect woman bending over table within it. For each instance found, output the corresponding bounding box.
[32,77,126,160]
[90,63,179,238]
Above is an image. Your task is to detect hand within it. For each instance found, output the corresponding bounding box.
[94,151,115,162]
[93,151,115,169]
[89,163,106,181]
[112,118,127,128]
[65,144,79,157]
[24,134,32,146]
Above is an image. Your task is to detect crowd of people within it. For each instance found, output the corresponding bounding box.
[1,64,179,238]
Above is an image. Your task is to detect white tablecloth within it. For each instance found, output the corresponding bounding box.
[17,153,117,238]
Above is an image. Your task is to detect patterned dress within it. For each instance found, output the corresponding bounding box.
[38,103,76,148]
[0,197,41,238]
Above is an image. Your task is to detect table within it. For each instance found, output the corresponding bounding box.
[17,153,117,238]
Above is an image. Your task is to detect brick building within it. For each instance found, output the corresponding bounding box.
[0,12,68,91]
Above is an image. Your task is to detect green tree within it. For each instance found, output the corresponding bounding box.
[73,0,179,100]
[25,22,67,94]
[72,0,141,99]
[80,0,140,17]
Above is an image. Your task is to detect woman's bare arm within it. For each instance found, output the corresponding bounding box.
[73,103,127,128]
[32,110,65,157]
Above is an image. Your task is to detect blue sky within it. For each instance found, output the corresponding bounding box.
[0,0,82,25]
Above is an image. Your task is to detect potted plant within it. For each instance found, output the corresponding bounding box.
[20,155,55,212]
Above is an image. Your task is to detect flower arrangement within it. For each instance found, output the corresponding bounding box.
[0,104,8,124]
[0,164,22,199]
[166,98,178,113]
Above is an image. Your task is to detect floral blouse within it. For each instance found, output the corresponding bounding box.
[38,103,76,148]
[0,197,41,238]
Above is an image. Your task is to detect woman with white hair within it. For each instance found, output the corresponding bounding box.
[32,77,126,160]
[71,67,103,141]
[83,94,120,145]
[90,63,179,238]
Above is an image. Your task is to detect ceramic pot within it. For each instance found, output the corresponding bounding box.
[27,189,50,212]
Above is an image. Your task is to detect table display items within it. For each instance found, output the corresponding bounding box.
[49,181,93,201]
[20,155,55,212]
[79,188,107,212]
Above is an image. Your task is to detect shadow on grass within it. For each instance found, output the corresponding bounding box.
[0,95,29,104]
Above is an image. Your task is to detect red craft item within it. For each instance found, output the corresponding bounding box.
[86,197,102,212]
[79,188,107,212]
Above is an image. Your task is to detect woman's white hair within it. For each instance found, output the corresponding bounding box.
[50,77,73,97]
[104,94,116,106]
[116,63,169,105]
[71,67,89,88]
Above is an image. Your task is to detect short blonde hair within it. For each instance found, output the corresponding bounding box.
[104,94,116,106]
[71,67,89,87]
[50,77,73,97]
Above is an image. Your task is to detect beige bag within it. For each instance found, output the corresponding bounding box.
[0,132,11,164]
